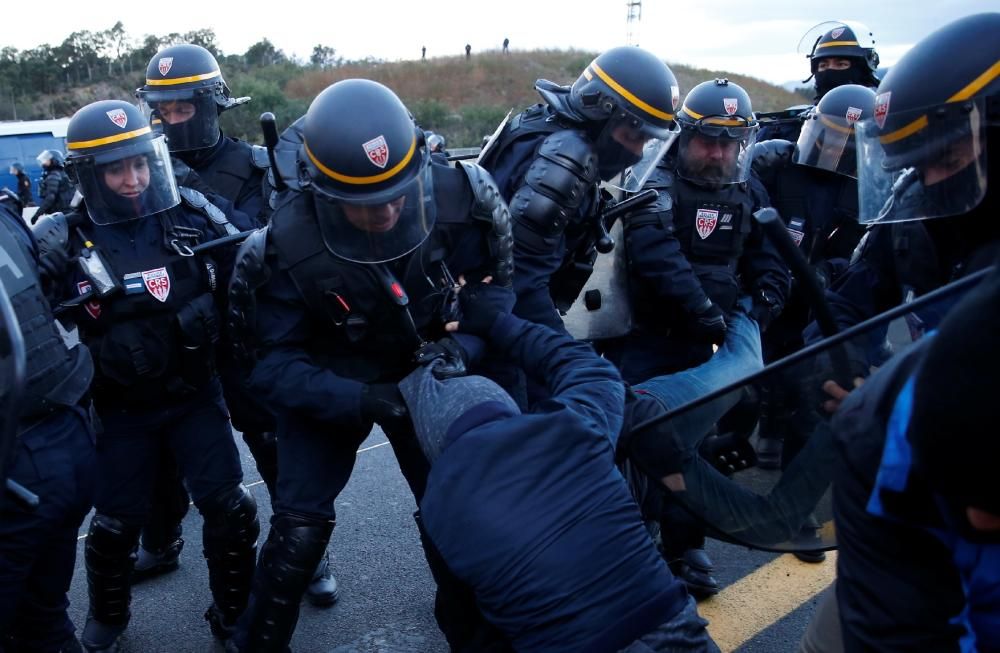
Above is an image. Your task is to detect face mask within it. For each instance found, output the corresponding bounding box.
[597,142,643,181]
[814,66,866,100]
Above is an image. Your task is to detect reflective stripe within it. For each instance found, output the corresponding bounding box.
[681,106,748,127]
[67,126,152,149]
[879,114,929,145]
[819,115,856,135]
[681,106,704,120]
[304,136,416,185]
[816,40,859,49]
[589,62,673,121]
[144,70,221,86]
[948,59,1000,102]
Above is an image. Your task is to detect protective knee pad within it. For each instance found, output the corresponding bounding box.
[84,514,141,625]
[200,484,260,622]
[240,513,333,651]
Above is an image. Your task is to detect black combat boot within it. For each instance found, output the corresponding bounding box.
[81,515,141,652]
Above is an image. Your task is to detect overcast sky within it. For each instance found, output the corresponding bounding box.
[3,0,992,86]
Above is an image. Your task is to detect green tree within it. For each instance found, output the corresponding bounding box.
[244,39,286,67]
[310,45,339,68]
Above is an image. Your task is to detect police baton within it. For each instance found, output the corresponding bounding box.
[260,113,288,193]
[594,189,659,254]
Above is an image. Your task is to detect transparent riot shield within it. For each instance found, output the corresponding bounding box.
[630,266,993,553]
[0,280,26,505]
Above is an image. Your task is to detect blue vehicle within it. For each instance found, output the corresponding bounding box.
[0,119,70,201]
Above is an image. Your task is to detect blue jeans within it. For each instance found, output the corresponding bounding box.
[0,408,95,651]
[635,298,763,450]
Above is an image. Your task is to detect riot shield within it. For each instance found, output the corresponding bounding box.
[630,267,993,552]
[0,279,26,498]
[561,220,632,340]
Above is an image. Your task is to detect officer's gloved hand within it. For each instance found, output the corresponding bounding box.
[749,291,781,333]
[414,337,468,380]
[454,279,516,338]
[361,383,409,426]
[621,389,691,482]
[688,299,727,346]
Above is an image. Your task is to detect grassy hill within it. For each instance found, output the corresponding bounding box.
[14,49,808,148]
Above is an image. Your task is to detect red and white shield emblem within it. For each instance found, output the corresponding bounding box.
[830,27,846,40]
[158,57,173,76]
[845,106,863,124]
[106,108,128,129]
[363,135,390,169]
[141,267,171,303]
[671,85,680,111]
[874,92,891,129]
[696,208,719,240]
[76,280,101,319]
[723,98,738,116]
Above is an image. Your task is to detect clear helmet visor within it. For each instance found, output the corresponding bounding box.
[595,109,679,184]
[797,20,877,58]
[856,97,990,224]
[677,120,759,185]
[71,136,180,225]
[794,109,862,177]
[313,163,437,264]
[138,88,221,152]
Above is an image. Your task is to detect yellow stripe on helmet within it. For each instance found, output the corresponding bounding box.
[145,70,221,86]
[305,136,417,185]
[589,62,673,122]
[816,40,860,49]
[67,126,152,150]
[819,115,857,135]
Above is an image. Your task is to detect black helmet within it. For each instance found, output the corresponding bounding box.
[799,21,880,98]
[301,79,435,264]
[135,43,248,152]
[794,84,876,178]
[65,100,179,225]
[675,79,759,185]
[855,12,1000,224]
[9,162,23,174]
[565,47,681,182]
[36,149,65,168]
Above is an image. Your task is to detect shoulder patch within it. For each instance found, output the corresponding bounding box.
[178,185,208,209]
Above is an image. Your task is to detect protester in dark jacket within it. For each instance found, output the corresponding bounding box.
[400,281,717,653]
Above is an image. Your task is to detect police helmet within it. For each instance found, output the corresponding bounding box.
[136,44,248,152]
[855,12,1000,224]
[806,23,879,74]
[675,79,759,185]
[568,47,681,182]
[36,150,65,168]
[301,79,435,264]
[65,100,179,225]
[794,84,876,178]
[9,162,23,174]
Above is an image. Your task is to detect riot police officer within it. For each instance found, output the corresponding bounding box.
[610,78,789,597]
[35,149,75,218]
[479,46,680,332]
[131,42,309,600]
[751,84,875,473]
[226,79,513,651]
[817,17,1000,647]
[53,100,259,650]
[9,162,35,207]
[757,22,880,142]
[0,190,95,652]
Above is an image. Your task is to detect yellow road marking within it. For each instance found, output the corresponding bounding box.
[700,552,837,652]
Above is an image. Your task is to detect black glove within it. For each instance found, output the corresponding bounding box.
[360,383,409,426]
[37,236,72,286]
[456,281,516,337]
[749,290,781,333]
[688,299,728,346]
[621,390,690,480]
[414,336,468,380]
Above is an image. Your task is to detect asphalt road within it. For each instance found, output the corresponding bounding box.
[65,425,833,653]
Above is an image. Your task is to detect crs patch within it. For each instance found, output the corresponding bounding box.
[846,106,863,123]
[830,27,846,40]
[723,98,739,115]
[76,280,101,319]
[696,208,719,240]
[363,135,389,169]
[874,92,891,129]
[158,57,173,76]
[141,267,171,302]
[671,85,680,110]
[106,108,128,129]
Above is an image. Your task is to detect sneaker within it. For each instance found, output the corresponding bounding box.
[305,552,339,607]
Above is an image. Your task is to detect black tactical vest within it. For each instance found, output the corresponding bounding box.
[0,217,92,418]
[194,137,269,214]
[770,164,863,263]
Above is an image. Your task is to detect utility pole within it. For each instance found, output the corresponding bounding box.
[626,0,642,46]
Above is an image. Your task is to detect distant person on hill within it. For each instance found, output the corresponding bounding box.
[422,45,426,60]
[465,44,471,59]
[503,37,510,54]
